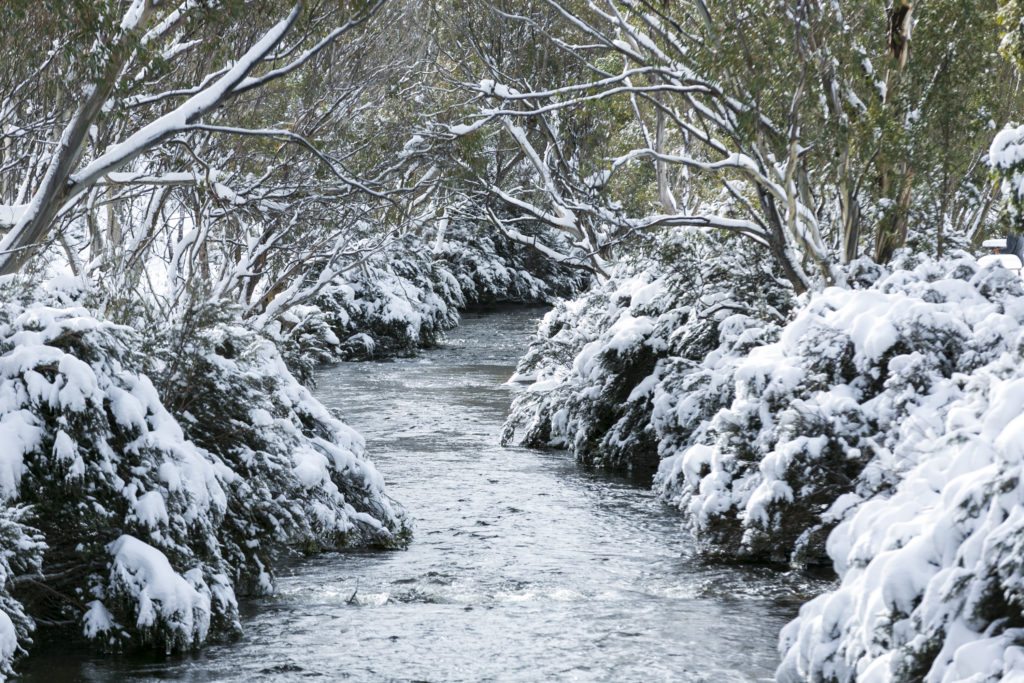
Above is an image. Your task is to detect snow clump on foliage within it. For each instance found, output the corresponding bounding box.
[776,260,1024,680]
[0,289,407,673]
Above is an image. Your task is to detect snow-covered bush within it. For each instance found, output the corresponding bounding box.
[272,253,462,369]
[657,255,1024,566]
[507,240,1024,677]
[992,123,1024,231]
[0,298,238,656]
[502,233,792,478]
[154,305,409,596]
[435,217,587,306]
[337,259,463,359]
[507,243,1024,577]
[265,304,346,386]
[273,226,586,373]
[777,313,1024,681]
[0,290,407,670]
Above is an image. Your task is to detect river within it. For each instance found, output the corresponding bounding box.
[23,306,819,682]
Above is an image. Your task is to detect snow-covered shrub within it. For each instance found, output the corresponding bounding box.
[154,304,409,596]
[777,344,1024,681]
[658,255,1024,567]
[502,233,792,478]
[265,304,345,386]
[272,234,465,365]
[269,224,586,374]
[0,291,408,668]
[341,260,463,358]
[435,217,587,305]
[508,243,1024,577]
[323,223,586,360]
[0,299,238,655]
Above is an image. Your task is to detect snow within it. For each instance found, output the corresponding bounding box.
[0,612,16,672]
[448,121,487,135]
[798,288,902,360]
[0,412,38,501]
[107,535,211,645]
[82,601,115,640]
[51,430,76,461]
[0,205,27,229]
[292,446,331,489]
[134,491,170,528]
[990,124,1024,170]
[978,253,1023,272]
[119,0,149,32]
[478,79,519,99]
[573,314,655,381]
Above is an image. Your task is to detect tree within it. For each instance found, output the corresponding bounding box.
[0,0,445,329]
[440,0,1019,292]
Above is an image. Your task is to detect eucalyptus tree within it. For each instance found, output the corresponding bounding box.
[0,2,438,667]
[425,0,630,279]
[442,0,1020,293]
[0,0,440,328]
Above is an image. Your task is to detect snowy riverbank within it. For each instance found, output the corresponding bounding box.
[20,307,816,682]
[505,242,1024,680]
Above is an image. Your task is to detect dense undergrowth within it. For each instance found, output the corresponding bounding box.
[0,286,409,674]
[502,232,793,481]
[271,224,586,383]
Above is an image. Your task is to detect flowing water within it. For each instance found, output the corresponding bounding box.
[24,306,822,682]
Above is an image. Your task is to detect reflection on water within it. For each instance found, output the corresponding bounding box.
[23,306,822,682]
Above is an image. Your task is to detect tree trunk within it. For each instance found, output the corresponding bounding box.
[759,189,810,295]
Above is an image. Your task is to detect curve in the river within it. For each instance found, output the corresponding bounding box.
[23,306,822,682]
